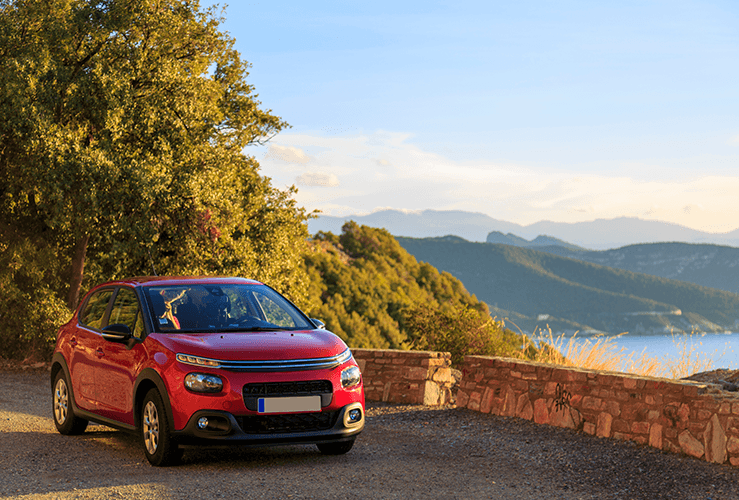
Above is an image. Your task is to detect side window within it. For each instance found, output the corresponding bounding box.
[109,288,142,337]
[79,289,114,330]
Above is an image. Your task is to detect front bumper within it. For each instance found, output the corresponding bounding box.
[172,402,364,447]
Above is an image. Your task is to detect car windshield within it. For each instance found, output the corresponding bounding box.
[144,283,314,333]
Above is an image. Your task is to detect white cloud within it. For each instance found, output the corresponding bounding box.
[296,172,340,187]
[259,132,739,233]
[264,144,311,164]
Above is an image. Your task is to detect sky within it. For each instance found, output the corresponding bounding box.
[204,0,739,233]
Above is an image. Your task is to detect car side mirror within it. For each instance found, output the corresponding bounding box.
[102,323,133,342]
[310,318,325,329]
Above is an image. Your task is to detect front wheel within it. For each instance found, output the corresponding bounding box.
[317,440,355,455]
[52,371,88,435]
[141,388,180,466]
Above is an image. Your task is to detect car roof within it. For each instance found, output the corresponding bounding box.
[106,276,264,287]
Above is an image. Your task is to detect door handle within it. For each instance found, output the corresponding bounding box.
[96,347,105,358]
[70,338,78,348]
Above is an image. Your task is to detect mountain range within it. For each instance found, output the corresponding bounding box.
[309,210,739,249]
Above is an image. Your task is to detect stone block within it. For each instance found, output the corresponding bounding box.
[423,381,443,406]
[683,385,700,398]
[431,367,452,384]
[503,386,517,417]
[623,378,638,390]
[597,412,613,438]
[534,398,550,424]
[733,403,739,415]
[728,437,739,455]
[584,422,596,435]
[697,409,713,421]
[405,366,430,381]
[650,423,663,449]
[704,414,727,464]
[582,396,603,411]
[512,380,529,392]
[544,381,559,397]
[480,387,495,414]
[510,370,522,379]
[606,400,621,417]
[517,393,534,420]
[647,410,660,421]
[720,403,732,415]
[679,430,705,459]
[612,419,630,434]
[598,389,616,399]
[632,421,650,435]
[613,432,630,441]
[456,390,469,408]
[678,403,690,423]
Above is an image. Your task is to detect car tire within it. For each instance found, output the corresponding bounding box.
[52,371,88,435]
[316,440,355,455]
[141,388,180,466]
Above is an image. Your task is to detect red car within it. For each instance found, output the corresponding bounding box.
[51,277,365,466]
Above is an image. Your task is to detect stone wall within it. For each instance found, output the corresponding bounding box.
[353,349,455,405]
[456,355,739,466]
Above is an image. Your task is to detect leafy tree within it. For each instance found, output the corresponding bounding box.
[0,0,309,357]
[301,222,494,349]
[403,303,535,366]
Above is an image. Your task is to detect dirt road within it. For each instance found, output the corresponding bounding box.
[2,369,739,499]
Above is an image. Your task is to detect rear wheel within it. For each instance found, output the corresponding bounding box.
[141,388,180,466]
[52,371,88,435]
[317,440,355,455]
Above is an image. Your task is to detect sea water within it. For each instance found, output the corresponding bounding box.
[569,331,739,376]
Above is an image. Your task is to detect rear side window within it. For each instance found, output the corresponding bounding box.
[79,289,114,329]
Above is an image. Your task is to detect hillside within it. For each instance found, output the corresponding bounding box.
[396,236,739,336]
[529,242,739,295]
[301,223,529,356]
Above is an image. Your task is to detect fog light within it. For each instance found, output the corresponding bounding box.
[348,409,362,422]
[197,417,209,430]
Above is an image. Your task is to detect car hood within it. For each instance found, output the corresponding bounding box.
[156,329,349,361]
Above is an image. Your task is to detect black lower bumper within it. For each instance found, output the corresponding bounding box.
[172,403,364,447]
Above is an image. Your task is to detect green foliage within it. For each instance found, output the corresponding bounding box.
[0,0,309,358]
[301,222,496,350]
[403,303,533,366]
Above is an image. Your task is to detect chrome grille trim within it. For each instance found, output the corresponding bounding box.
[176,348,353,372]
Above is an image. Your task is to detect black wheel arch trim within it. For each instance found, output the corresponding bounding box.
[133,368,176,432]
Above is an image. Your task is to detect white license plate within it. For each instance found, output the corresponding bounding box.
[258,396,321,413]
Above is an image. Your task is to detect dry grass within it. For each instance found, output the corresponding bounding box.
[522,327,726,379]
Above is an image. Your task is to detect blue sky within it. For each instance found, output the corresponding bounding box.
[204,0,739,232]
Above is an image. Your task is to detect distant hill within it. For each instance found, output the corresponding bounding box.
[486,231,586,251]
[396,236,739,336]
[530,242,739,295]
[308,210,739,249]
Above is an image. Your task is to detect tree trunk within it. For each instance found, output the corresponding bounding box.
[66,234,89,311]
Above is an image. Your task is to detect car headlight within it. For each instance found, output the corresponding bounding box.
[184,373,223,393]
[341,365,361,389]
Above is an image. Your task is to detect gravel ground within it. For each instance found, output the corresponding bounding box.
[2,369,739,499]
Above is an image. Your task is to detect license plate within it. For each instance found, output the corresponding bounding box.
[258,396,321,413]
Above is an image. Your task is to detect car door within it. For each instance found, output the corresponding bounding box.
[72,288,115,411]
[94,286,147,425]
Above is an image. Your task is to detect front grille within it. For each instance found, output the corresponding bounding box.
[237,411,339,434]
[243,380,333,411]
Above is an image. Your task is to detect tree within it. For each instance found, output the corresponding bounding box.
[0,0,309,356]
